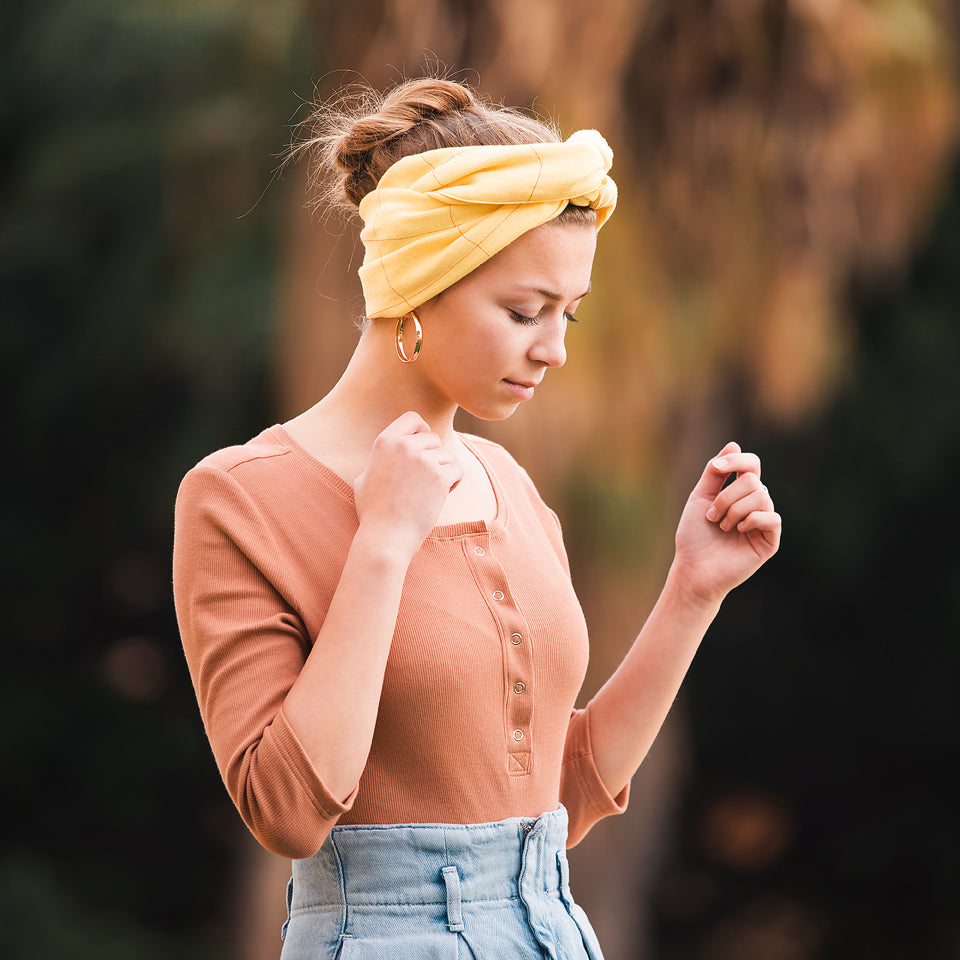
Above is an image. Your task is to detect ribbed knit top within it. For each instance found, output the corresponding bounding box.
[173,425,628,859]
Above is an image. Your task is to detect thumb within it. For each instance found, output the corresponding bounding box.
[690,440,741,500]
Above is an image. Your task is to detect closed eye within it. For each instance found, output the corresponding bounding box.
[510,310,579,325]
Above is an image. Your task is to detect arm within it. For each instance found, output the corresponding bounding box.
[174,412,461,856]
[280,411,464,804]
[588,442,782,798]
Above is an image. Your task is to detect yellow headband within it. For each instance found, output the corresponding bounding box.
[357,129,617,319]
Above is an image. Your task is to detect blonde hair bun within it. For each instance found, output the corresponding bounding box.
[293,76,564,213]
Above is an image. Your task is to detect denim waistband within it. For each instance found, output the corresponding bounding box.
[290,805,570,911]
[281,805,607,959]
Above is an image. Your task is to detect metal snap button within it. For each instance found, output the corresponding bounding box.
[510,633,522,645]
[513,729,524,741]
[514,682,525,694]
[492,590,504,601]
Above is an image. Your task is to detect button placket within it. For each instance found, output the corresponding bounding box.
[503,612,534,768]
[464,534,534,771]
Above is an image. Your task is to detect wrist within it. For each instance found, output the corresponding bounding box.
[663,559,727,616]
[352,519,421,573]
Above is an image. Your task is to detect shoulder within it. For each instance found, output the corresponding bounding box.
[179,425,307,492]
[176,426,301,520]
[188,426,293,478]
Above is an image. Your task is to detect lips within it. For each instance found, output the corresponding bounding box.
[503,378,540,400]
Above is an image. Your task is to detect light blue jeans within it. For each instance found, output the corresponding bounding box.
[280,805,604,959]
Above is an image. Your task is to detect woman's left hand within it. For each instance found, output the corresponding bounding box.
[671,441,782,605]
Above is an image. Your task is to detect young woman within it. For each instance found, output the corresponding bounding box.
[173,76,781,959]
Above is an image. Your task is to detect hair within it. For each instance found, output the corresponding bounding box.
[288,76,597,227]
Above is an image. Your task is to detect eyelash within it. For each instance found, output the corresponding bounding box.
[509,311,579,325]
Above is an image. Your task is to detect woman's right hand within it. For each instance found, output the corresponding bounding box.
[353,412,463,561]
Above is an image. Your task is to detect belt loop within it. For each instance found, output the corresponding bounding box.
[441,865,464,932]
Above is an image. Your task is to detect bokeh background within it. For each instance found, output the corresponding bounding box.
[3,1,960,958]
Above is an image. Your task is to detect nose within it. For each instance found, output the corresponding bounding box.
[528,315,567,369]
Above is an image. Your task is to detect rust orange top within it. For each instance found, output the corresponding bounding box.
[173,426,628,859]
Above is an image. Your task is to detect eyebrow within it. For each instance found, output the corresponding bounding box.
[513,281,592,302]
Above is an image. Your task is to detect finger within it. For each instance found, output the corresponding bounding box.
[737,510,782,547]
[385,410,433,436]
[716,487,773,532]
[375,423,442,460]
[705,471,767,522]
[441,460,465,492]
[417,442,461,474]
[403,429,443,452]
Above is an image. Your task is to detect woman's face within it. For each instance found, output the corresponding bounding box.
[412,221,598,421]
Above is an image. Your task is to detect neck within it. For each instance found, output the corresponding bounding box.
[302,319,459,449]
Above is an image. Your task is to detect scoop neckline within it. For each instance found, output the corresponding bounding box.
[267,423,507,540]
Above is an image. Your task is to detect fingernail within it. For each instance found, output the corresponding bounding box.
[712,458,727,471]
[706,506,719,522]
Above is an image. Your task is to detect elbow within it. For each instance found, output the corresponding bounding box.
[220,715,355,859]
[253,819,330,860]
[229,765,351,861]
[237,791,338,860]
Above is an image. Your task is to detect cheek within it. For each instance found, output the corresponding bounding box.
[445,316,512,363]
[464,333,515,374]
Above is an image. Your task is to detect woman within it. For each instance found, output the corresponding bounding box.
[173,76,781,959]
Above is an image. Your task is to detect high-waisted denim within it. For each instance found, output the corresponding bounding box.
[279,805,604,959]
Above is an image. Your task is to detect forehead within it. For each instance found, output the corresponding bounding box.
[465,221,597,294]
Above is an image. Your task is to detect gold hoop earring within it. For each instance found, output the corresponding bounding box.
[396,311,423,363]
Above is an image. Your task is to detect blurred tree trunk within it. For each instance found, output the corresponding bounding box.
[246,2,960,958]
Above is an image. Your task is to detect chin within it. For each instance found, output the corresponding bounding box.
[460,401,522,422]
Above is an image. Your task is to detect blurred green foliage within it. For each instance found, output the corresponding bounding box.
[2,1,306,956]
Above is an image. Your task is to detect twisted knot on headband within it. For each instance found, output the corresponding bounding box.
[358,129,617,319]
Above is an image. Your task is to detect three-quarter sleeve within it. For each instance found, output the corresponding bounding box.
[173,463,355,858]
[560,706,630,847]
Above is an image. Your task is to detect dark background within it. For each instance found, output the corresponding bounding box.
[3,2,958,958]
